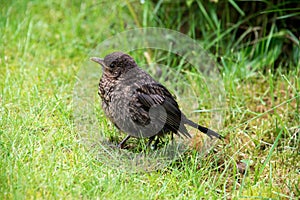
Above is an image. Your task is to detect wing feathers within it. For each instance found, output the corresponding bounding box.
[129,83,191,138]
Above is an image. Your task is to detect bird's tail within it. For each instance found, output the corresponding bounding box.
[185,119,223,139]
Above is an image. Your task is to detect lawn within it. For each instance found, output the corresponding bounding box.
[1,0,299,199]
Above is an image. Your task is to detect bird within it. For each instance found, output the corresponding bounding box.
[91,52,222,149]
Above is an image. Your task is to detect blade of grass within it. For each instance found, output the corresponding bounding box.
[254,128,283,183]
[228,0,245,16]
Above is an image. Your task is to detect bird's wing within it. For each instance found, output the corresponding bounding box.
[128,83,191,138]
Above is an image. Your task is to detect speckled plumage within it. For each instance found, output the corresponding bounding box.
[91,52,222,148]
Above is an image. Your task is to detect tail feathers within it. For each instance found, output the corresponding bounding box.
[197,125,223,139]
[179,124,192,138]
[185,119,223,139]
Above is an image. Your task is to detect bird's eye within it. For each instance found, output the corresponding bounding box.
[110,62,116,68]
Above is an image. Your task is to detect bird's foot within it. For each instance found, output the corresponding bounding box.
[117,135,131,149]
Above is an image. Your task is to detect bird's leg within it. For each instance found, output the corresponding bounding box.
[170,133,175,145]
[147,136,161,150]
[147,136,156,148]
[117,135,131,149]
[152,137,160,150]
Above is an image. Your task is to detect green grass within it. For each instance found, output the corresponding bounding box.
[1,0,299,199]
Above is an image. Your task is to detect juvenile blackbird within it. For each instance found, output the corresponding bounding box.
[91,52,222,149]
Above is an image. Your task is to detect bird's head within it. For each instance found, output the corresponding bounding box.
[91,52,137,78]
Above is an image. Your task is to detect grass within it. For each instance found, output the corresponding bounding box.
[1,0,299,199]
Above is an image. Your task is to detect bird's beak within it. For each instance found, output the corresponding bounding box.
[90,57,106,67]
